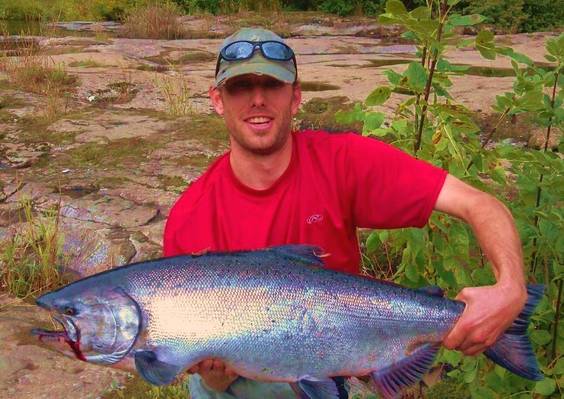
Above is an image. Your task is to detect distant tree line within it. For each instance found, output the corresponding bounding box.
[0,0,562,33]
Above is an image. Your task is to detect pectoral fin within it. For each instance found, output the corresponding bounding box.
[290,378,340,399]
[134,350,182,386]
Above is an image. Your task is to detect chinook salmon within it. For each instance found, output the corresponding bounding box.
[32,245,543,399]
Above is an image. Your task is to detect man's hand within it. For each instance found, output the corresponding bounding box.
[443,282,527,355]
[188,359,239,392]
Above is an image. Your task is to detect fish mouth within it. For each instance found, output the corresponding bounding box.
[32,316,86,361]
[32,315,77,342]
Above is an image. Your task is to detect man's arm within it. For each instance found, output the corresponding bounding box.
[434,174,527,355]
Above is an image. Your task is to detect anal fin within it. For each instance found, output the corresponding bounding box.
[371,343,439,399]
[290,378,341,399]
[134,350,182,386]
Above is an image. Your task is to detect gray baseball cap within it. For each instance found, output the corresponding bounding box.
[215,28,297,86]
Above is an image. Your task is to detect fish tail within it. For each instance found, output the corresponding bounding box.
[484,284,544,381]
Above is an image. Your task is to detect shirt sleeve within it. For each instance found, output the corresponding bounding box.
[345,134,447,229]
[163,208,183,257]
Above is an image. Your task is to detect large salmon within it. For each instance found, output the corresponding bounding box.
[32,245,543,399]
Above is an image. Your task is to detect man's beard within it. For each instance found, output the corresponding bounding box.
[230,120,292,156]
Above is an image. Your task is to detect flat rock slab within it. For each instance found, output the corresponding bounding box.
[49,112,171,143]
[58,193,157,228]
[0,295,128,399]
[59,219,137,276]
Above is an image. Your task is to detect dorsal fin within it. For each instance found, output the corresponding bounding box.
[269,245,325,266]
[371,343,440,399]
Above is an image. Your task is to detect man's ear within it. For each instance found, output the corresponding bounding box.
[209,86,224,115]
[291,81,302,116]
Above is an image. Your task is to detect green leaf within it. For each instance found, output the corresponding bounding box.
[470,386,495,399]
[409,6,430,20]
[544,54,557,62]
[476,30,496,60]
[449,14,485,26]
[497,47,534,66]
[546,34,564,58]
[366,231,380,253]
[457,37,475,48]
[335,102,364,124]
[378,14,397,25]
[384,69,402,86]
[405,261,419,282]
[477,46,496,60]
[363,112,385,133]
[366,86,391,106]
[531,329,551,345]
[385,0,407,15]
[436,59,470,73]
[463,364,478,383]
[442,349,462,366]
[534,378,556,395]
[554,358,564,375]
[405,62,427,92]
[476,30,494,43]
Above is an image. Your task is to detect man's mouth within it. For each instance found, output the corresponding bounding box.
[32,316,86,361]
[245,116,273,131]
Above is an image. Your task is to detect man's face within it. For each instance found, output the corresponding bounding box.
[209,74,301,156]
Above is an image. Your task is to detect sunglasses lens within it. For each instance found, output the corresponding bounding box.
[262,42,293,60]
[223,42,254,60]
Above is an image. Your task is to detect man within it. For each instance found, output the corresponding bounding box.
[164,28,527,398]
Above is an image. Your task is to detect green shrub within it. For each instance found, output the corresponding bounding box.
[521,0,564,33]
[462,0,527,33]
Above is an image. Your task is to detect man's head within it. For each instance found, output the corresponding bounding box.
[209,28,301,156]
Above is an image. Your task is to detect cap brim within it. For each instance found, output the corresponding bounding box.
[216,61,295,86]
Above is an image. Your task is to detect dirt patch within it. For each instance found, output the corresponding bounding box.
[364,58,413,68]
[300,81,341,91]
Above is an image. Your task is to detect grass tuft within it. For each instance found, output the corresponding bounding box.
[0,197,66,299]
[68,59,104,68]
[153,71,191,117]
[122,3,187,40]
[0,48,76,121]
[0,50,77,94]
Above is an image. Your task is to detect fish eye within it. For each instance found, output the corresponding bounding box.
[63,306,76,316]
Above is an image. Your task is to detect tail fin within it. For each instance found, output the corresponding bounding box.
[484,284,544,381]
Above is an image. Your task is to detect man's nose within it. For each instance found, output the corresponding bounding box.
[249,85,266,107]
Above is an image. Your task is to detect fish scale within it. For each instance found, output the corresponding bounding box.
[33,245,544,399]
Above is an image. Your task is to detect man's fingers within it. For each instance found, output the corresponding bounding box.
[200,359,214,373]
[443,328,465,350]
[224,365,238,378]
[187,365,200,374]
[212,359,225,371]
[462,344,486,356]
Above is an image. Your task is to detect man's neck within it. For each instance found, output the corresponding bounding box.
[229,135,293,191]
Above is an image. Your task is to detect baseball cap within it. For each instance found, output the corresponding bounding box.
[215,28,297,87]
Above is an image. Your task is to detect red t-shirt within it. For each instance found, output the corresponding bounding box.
[163,130,447,274]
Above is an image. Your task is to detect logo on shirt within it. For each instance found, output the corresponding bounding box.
[306,214,324,225]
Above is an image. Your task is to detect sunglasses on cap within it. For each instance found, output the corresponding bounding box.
[215,40,297,78]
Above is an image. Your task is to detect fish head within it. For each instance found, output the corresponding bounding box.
[32,284,141,366]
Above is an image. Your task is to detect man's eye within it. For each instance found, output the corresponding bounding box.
[263,80,284,89]
[225,81,252,93]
